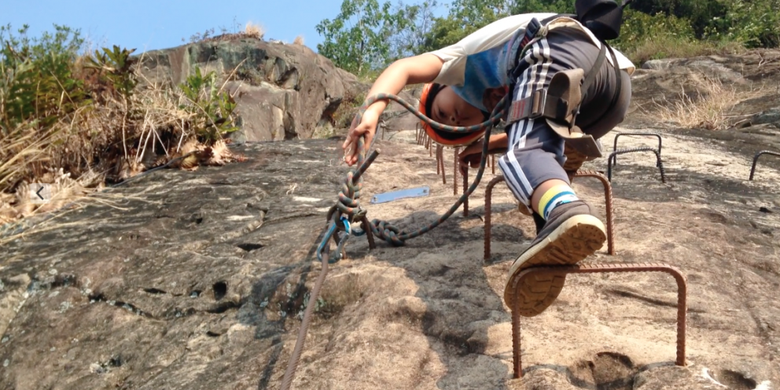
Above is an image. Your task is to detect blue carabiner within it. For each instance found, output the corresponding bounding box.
[329,233,351,264]
[340,216,351,234]
[316,221,337,262]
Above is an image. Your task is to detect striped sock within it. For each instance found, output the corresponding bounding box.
[537,184,579,220]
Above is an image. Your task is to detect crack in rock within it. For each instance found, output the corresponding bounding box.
[88,294,153,318]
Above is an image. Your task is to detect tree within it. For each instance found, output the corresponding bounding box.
[387,0,441,59]
[417,0,574,54]
[316,0,395,75]
[628,0,724,38]
[710,0,780,47]
[444,0,573,30]
[416,15,471,53]
[448,0,513,28]
[317,0,780,78]
[513,0,573,14]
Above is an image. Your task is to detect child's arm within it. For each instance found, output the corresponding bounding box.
[342,53,444,166]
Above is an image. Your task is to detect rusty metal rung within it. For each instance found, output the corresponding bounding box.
[436,145,445,184]
[612,132,663,167]
[510,262,687,378]
[453,147,459,196]
[607,147,666,183]
[463,165,469,217]
[433,146,465,196]
[572,169,615,255]
[749,150,780,180]
[484,176,506,263]
[360,215,376,250]
[458,152,499,217]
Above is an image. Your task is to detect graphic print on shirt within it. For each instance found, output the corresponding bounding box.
[450,44,510,113]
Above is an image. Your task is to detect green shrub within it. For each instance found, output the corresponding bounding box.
[706,0,780,48]
[0,24,86,131]
[1,24,241,196]
[0,24,89,191]
[179,67,239,144]
[86,45,138,100]
[614,10,743,64]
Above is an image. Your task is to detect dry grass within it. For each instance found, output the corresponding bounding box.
[625,38,744,66]
[245,22,265,40]
[293,35,305,46]
[317,273,363,318]
[0,56,245,226]
[652,73,762,130]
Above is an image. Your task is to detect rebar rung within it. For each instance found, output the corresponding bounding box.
[510,262,687,378]
[749,150,780,180]
[607,147,666,183]
[612,132,662,167]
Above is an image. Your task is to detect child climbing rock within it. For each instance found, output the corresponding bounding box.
[342,1,635,316]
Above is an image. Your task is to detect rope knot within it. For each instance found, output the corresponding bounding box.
[335,169,364,223]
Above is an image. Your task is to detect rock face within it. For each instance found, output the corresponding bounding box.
[380,87,424,137]
[1,128,779,389]
[631,49,780,121]
[138,37,366,142]
[0,139,346,389]
[2,50,780,390]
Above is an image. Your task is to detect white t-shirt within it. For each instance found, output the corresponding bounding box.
[427,13,636,111]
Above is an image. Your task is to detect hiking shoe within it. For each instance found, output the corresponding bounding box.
[503,200,606,317]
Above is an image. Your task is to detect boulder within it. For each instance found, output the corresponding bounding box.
[641,57,746,84]
[379,87,424,138]
[137,36,366,142]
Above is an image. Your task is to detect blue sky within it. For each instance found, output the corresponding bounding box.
[1,0,395,54]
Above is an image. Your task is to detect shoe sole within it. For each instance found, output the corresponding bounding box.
[503,215,606,317]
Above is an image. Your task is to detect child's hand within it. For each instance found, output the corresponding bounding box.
[458,143,483,176]
[342,109,380,166]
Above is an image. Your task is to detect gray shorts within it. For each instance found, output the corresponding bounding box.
[498,27,631,207]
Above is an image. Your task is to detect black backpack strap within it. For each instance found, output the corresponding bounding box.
[576,41,623,128]
[581,42,607,99]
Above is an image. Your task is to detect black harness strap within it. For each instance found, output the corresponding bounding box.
[581,43,607,100]
[579,42,622,129]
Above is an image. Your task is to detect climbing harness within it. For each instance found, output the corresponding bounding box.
[503,10,626,159]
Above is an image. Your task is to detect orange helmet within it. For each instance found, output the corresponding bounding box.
[418,83,486,147]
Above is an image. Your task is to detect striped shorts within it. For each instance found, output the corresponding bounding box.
[498,27,632,207]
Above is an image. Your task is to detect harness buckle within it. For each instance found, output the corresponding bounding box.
[529,89,547,119]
